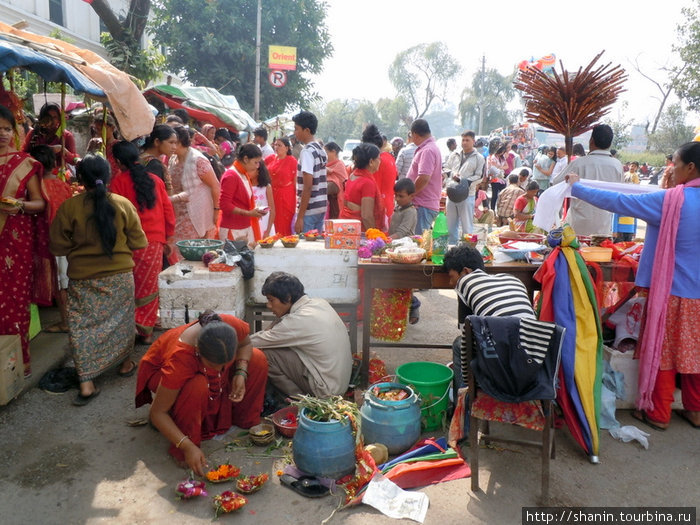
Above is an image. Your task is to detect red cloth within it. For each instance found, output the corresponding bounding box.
[0,152,49,368]
[325,158,347,220]
[109,172,175,243]
[375,151,397,219]
[41,178,73,224]
[135,315,268,460]
[340,169,385,231]
[646,370,700,424]
[219,162,259,236]
[265,154,297,235]
[133,241,163,336]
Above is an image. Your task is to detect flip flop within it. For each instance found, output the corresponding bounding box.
[674,409,700,429]
[409,305,420,325]
[118,360,137,378]
[72,388,101,406]
[279,474,330,498]
[631,410,668,431]
[45,324,69,333]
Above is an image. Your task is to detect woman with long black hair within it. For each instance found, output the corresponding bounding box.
[140,124,178,193]
[50,154,147,406]
[111,141,175,345]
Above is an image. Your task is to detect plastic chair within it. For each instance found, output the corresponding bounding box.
[462,316,565,503]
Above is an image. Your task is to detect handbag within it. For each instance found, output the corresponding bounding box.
[446,151,479,203]
[224,240,255,280]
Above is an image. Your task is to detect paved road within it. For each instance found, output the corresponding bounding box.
[0,288,695,524]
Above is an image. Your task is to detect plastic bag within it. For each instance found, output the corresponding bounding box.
[224,240,254,280]
[609,425,650,450]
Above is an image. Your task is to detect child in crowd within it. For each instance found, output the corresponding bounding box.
[387,178,421,324]
[388,177,417,239]
[30,145,72,333]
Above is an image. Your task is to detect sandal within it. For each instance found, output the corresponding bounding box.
[45,324,69,333]
[72,388,101,406]
[279,474,330,498]
[631,410,668,431]
[674,409,700,429]
[409,305,420,325]
[118,360,137,378]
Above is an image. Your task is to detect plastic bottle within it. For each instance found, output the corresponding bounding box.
[430,211,448,265]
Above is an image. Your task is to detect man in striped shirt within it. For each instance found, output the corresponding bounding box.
[293,111,328,234]
[443,245,535,392]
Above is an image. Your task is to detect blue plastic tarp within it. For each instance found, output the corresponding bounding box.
[0,38,104,97]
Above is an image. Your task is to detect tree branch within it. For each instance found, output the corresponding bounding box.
[88,0,124,39]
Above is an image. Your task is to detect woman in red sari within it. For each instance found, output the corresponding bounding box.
[22,102,79,169]
[265,137,297,236]
[362,124,397,226]
[340,143,384,232]
[0,105,50,378]
[135,311,268,475]
[111,141,175,345]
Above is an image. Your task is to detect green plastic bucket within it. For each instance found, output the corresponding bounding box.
[396,361,453,431]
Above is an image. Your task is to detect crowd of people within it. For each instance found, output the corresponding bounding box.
[1,97,698,475]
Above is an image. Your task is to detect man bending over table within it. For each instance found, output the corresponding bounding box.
[249,271,353,399]
[443,246,536,395]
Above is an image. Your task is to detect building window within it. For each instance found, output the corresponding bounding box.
[49,0,64,26]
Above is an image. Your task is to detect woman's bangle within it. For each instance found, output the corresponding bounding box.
[213,207,220,210]
[175,435,190,449]
[234,359,249,367]
[234,369,248,379]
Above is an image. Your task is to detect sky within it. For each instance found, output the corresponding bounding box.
[310,0,696,127]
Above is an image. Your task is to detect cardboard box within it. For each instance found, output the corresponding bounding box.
[604,346,681,409]
[324,234,361,250]
[324,219,362,235]
[0,335,24,405]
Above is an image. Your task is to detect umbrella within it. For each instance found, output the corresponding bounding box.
[0,38,104,97]
[535,230,603,461]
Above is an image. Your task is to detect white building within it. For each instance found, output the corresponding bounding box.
[0,0,134,57]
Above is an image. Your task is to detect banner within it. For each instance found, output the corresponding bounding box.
[268,45,297,71]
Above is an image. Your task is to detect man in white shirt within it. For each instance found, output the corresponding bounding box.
[249,272,352,398]
[551,124,624,235]
[550,146,568,184]
[253,127,274,159]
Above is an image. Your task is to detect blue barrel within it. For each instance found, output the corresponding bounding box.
[292,408,356,480]
[361,382,421,455]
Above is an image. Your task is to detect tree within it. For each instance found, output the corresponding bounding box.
[672,0,700,111]
[84,0,164,84]
[630,55,685,145]
[647,103,694,153]
[151,0,332,117]
[388,42,461,121]
[603,101,633,151]
[315,99,379,144]
[459,67,516,133]
[374,96,412,138]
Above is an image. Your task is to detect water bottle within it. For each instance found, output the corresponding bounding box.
[430,211,448,265]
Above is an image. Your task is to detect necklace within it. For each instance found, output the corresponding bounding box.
[201,364,223,401]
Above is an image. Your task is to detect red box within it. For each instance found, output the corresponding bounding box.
[324,219,362,235]
[325,234,360,250]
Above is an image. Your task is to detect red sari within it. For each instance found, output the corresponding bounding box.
[0,152,51,372]
[374,151,397,220]
[135,315,268,461]
[265,154,297,235]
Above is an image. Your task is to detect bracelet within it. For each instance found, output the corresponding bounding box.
[213,207,220,210]
[234,369,248,379]
[234,359,249,367]
[175,435,189,449]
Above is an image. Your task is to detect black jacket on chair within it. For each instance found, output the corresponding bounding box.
[466,316,564,403]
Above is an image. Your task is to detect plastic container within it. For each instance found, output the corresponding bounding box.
[430,212,448,265]
[397,361,453,431]
[271,405,298,437]
[292,408,356,480]
[361,382,421,455]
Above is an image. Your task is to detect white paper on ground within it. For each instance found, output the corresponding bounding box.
[362,474,429,523]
